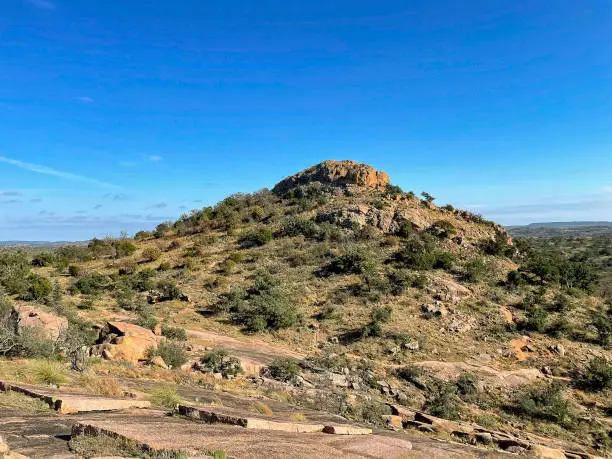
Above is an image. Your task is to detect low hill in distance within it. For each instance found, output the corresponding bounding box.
[0,160,610,458]
[509,222,612,238]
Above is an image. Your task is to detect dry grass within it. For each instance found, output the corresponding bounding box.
[251,401,273,416]
[0,390,54,414]
[290,412,307,421]
[32,360,68,386]
[148,386,184,413]
[76,374,123,396]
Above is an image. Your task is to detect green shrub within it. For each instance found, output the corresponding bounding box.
[508,383,571,425]
[592,309,611,347]
[21,274,52,301]
[463,259,488,283]
[433,252,455,270]
[427,382,463,420]
[31,252,55,267]
[483,232,513,257]
[157,280,184,301]
[456,372,479,401]
[319,250,370,276]
[70,273,111,295]
[161,325,187,341]
[135,310,159,331]
[147,341,188,369]
[112,240,137,258]
[68,265,81,277]
[506,270,528,288]
[153,222,171,239]
[233,289,299,332]
[385,184,404,197]
[396,365,426,384]
[278,217,319,239]
[524,306,548,332]
[427,220,457,239]
[239,228,273,248]
[199,349,242,376]
[575,357,612,391]
[0,251,31,295]
[142,246,162,262]
[134,230,152,240]
[546,317,574,339]
[395,221,415,238]
[393,238,437,270]
[266,357,301,382]
[362,306,393,338]
[11,326,56,358]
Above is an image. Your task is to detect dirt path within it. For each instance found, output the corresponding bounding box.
[187,328,305,365]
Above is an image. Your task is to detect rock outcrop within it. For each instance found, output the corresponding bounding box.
[91,321,159,363]
[273,160,390,194]
[12,304,68,340]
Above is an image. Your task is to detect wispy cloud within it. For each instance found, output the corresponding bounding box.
[103,193,129,201]
[0,191,22,197]
[119,161,137,167]
[76,96,94,104]
[0,200,22,204]
[93,204,102,210]
[25,0,56,10]
[30,198,43,203]
[146,155,163,162]
[0,156,120,189]
[148,202,168,209]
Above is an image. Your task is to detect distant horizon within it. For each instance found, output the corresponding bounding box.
[2,219,612,244]
[2,1,610,240]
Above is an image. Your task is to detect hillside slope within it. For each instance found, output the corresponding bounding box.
[1,160,610,458]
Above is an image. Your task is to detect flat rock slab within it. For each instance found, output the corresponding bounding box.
[178,404,371,435]
[0,381,150,414]
[72,410,410,459]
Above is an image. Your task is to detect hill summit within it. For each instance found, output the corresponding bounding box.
[273,160,391,194]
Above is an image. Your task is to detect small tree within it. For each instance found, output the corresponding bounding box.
[266,357,301,382]
[142,247,162,262]
[421,192,435,203]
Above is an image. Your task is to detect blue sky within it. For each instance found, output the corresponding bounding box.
[0,0,610,240]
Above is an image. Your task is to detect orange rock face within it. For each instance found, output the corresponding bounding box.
[273,160,390,194]
[15,305,68,340]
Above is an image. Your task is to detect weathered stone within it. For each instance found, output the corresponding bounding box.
[548,344,565,356]
[0,434,8,454]
[71,412,413,459]
[529,445,567,459]
[273,160,390,194]
[402,340,419,351]
[381,415,403,429]
[14,304,68,340]
[150,356,168,369]
[475,432,493,445]
[414,412,473,436]
[94,321,159,363]
[421,303,446,319]
[499,306,514,324]
[325,372,349,387]
[105,321,156,338]
[0,381,150,414]
[387,404,416,421]
[322,425,372,435]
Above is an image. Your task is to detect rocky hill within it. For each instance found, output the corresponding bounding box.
[0,161,610,458]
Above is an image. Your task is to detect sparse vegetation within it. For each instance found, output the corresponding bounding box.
[146,341,188,369]
[266,357,301,382]
[1,161,610,457]
[148,386,183,413]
